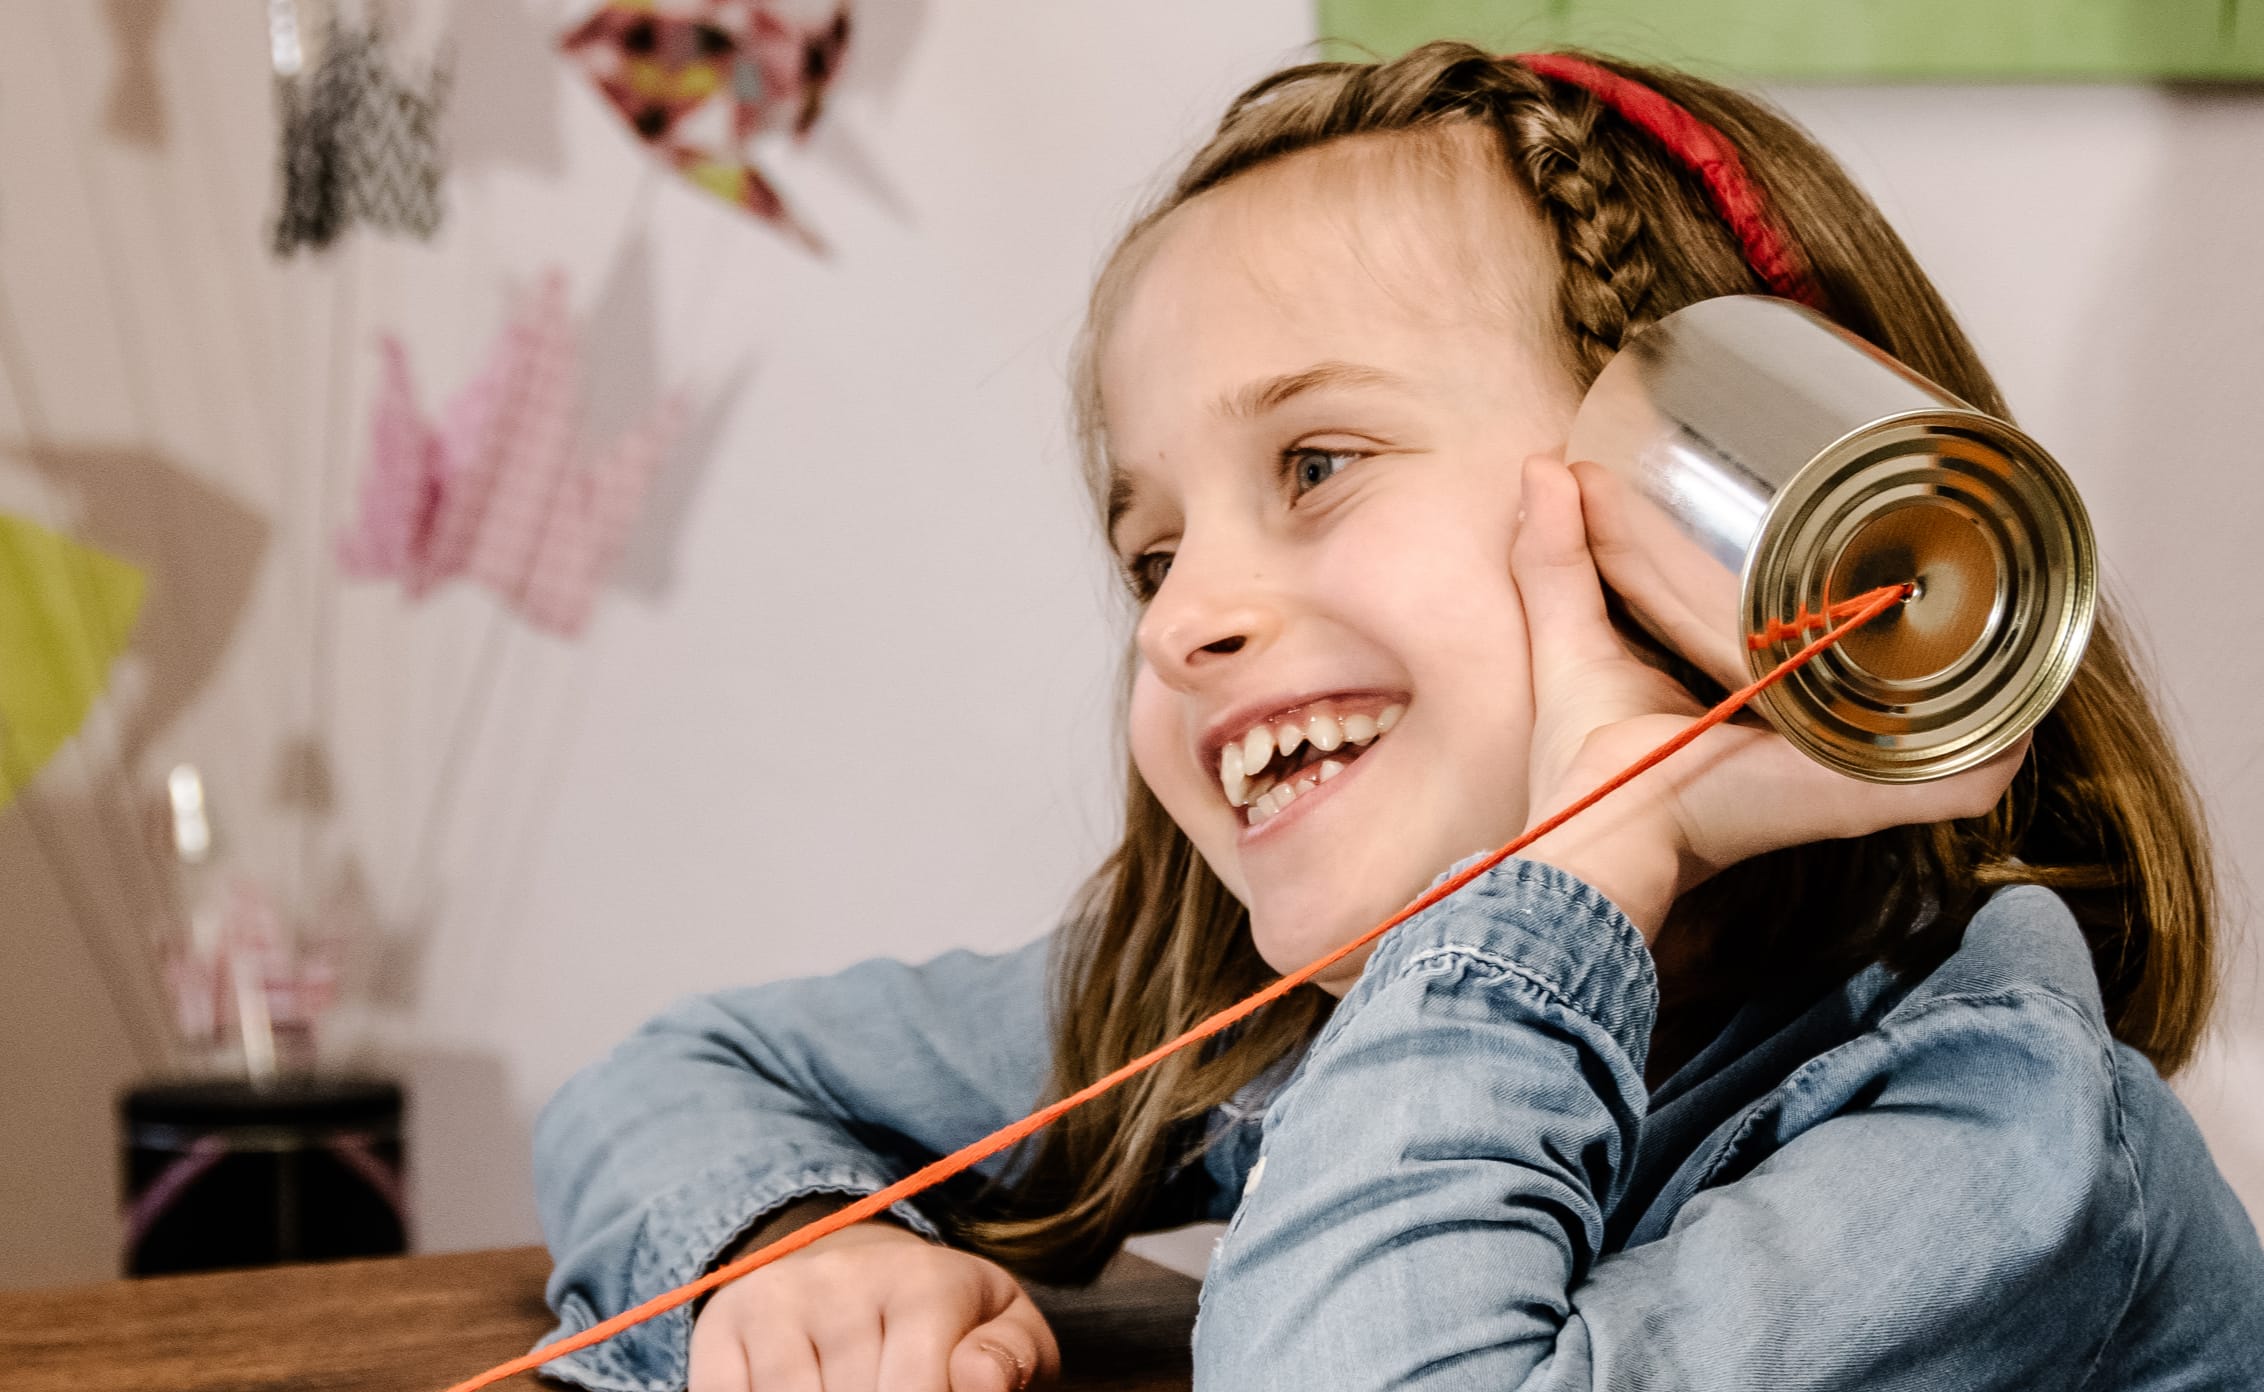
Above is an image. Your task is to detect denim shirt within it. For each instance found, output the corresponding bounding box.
[531,859,2264,1390]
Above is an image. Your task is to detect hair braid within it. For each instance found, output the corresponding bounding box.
[1499,83,1661,380]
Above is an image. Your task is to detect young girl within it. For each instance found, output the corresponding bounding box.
[531,43,2264,1391]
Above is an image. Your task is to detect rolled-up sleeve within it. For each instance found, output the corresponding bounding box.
[532,933,1056,1392]
[1195,859,2147,1391]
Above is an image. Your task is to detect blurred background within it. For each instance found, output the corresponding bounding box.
[0,0,2257,1287]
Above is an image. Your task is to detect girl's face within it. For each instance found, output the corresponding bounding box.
[1101,131,1584,993]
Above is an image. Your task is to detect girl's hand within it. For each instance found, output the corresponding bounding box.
[1508,454,2028,941]
[689,1207,1060,1392]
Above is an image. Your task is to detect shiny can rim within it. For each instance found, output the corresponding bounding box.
[1741,410,2098,783]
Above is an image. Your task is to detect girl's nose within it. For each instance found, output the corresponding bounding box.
[1134,545,1281,685]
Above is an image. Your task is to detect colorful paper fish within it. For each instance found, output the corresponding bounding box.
[560,0,850,246]
[0,513,147,811]
[336,273,687,638]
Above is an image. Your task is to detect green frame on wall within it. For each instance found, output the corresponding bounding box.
[1315,1,2264,80]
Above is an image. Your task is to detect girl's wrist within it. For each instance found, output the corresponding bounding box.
[1514,826,1676,943]
[714,1197,920,1272]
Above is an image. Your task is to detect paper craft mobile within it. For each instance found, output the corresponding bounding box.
[336,272,686,638]
[0,513,147,812]
[104,0,169,148]
[269,2,449,255]
[560,0,851,246]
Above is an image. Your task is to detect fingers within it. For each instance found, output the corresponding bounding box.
[696,1247,1055,1392]
[1752,728,2035,850]
[1909,729,2034,825]
[749,1338,823,1392]
[1512,454,1626,696]
[808,1310,883,1391]
[688,1309,759,1392]
[947,1285,1058,1392]
[692,1305,821,1392]
[872,1303,963,1392]
[1570,458,1751,692]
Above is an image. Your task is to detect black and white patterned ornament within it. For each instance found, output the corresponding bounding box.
[268,3,448,256]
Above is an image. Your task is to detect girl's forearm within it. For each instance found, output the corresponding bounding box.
[1196,857,1652,1389]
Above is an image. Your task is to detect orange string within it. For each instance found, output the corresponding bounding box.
[1746,589,1894,651]
[440,581,1912,1392]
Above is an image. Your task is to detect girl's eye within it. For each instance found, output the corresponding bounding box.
[1286,446,1364,493]
[1126,550,1173,601]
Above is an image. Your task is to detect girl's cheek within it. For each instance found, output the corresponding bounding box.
[1126,669,1189,804]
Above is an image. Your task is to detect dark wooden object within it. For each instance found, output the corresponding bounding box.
[0,1245,1199,1391]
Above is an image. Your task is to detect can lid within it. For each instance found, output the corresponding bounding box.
[1824,501,1999,682]
[122,1076,402,1128]
[1744,412,2097,782]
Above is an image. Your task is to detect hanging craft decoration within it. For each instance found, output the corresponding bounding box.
[560,0,852,248]
[269,1,450,255]
[0,513,148,812]
[336,271,687,638]
[103,0,170,149]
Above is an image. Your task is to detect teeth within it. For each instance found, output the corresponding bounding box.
[1221,702,1407,812]
[1240,759,1353,827]
[1241,727,1276,781]
[1221,744,1248,807]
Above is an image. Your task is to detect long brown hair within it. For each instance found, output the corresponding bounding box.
[959,42,2221,1284]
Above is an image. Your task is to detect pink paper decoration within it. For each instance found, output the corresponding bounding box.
[336,272,687,637]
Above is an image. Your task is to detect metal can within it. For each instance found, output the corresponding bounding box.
[1565,295,2096,782]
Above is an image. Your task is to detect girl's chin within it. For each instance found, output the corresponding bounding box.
[1248,907,1370,980]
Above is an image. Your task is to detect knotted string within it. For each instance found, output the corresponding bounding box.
[441,581,1911,1392]
[1746,589,1898,650]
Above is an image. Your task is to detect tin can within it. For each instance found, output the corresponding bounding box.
[1565,295,2096,782]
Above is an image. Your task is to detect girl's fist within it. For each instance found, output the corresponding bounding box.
[689,1207,1059,1392]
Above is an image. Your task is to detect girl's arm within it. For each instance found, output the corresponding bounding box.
[1194,858,2175,1391]
[530,932,1058,1390]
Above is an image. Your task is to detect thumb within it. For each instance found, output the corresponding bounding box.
[947,1285,1059,1392]
[1512,454,1623,695]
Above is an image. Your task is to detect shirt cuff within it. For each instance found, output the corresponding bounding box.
[535,1158,945,1392]
[1349,853,1659,1067]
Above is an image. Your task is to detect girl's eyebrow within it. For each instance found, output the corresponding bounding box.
[1216,360,1410,419]
[1106,468,1142,552]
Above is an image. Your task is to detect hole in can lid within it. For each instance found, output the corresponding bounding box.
[1826,501,1998,682]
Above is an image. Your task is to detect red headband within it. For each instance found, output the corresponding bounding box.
[1514,52,1821,308]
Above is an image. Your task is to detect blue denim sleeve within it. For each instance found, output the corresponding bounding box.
[1195,859,2148,1390]
[530,932,1055,1392]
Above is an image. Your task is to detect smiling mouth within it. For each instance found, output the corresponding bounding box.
[1220,700,1405,827]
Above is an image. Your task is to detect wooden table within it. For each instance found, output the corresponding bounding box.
[0,1246,1200,1391]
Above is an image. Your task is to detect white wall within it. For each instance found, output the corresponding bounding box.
[0,1,2255,1286]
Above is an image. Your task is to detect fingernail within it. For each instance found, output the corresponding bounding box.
[976,1338,1032,1390]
